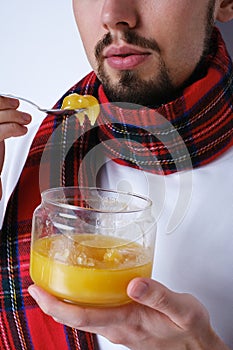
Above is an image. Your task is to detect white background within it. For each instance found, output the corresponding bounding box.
[0,1,91,119]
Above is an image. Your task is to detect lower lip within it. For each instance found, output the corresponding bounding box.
[105,54,151,70]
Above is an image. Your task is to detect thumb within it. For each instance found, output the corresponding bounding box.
[127,277,209,329]
[127,277,175,314]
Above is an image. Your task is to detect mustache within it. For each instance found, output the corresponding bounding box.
[95,31,161,60]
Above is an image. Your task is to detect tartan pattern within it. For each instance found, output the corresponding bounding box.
[0,72,100,350]
[0,27,232,350]
[96,28,233,173]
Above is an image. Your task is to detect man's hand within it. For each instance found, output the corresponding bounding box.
[28,278,229,350]
[0,96,31,198]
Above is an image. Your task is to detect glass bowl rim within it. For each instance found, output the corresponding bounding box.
[41,186,153,214]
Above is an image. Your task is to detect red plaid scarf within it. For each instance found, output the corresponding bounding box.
[96,29,232,174]
[0,27,232,350]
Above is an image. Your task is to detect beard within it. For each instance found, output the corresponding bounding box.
[98,55,174,107]
[94,0,216,107]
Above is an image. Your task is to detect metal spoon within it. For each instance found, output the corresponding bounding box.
[0,93,86,116]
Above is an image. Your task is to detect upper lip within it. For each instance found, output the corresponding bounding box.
[103,45,151,58]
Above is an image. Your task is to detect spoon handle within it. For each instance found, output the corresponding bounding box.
[0,93,87,117]
[0,93,41,109]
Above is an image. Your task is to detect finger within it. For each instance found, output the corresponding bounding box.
[0,123,29,142]
[127,278,209,329]
[0,141,4,172]
[0,96,19,110]
[0,109,31,125]
[0,110,31,142]
[28,285,127,330]
[0,141,4,199]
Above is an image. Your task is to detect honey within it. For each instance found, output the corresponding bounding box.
[30,234,152,307]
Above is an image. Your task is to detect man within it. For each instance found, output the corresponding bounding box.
[0,0,233,349]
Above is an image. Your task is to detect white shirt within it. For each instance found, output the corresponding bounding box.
[1,122,233,350]
[97,148,233,350]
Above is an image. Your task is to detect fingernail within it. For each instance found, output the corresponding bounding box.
[9,99,19,107]
[22,113,31,122]
[28,286,39,302]
[129,281,148,299]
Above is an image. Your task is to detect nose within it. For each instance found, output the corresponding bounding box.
[101,0,138,31]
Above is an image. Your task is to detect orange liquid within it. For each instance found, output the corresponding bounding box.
[30,234,152,307]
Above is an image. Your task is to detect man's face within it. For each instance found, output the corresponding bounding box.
[73,0,217,105]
